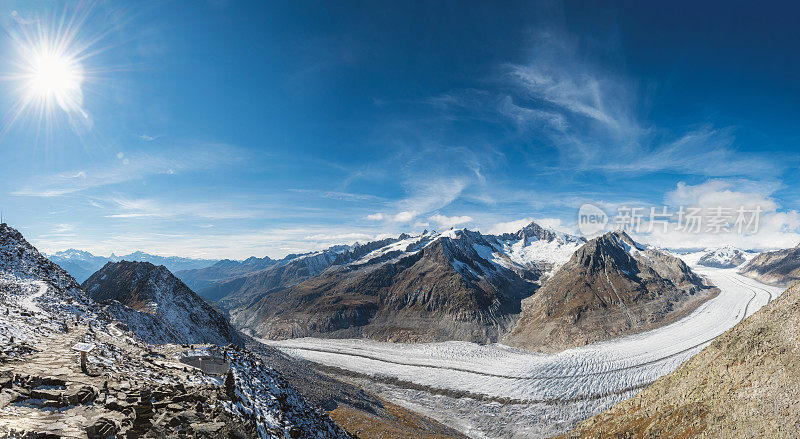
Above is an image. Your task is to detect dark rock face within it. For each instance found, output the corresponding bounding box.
[739,245,800,286]
[82,261,240,346]
[504,231,715,352]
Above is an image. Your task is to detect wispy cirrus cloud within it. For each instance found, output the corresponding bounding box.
[287,189,384,202]
[103,196,261,220]
[12,141,245,197]
[421,31,787,179]
[363,177,471,225]
[500,33,785,177]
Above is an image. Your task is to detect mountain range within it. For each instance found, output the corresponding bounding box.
[46,248,218,283]
[220,224,586,343]
[45,222,725,348]
[177,223,715,349]
[739,243,800,286]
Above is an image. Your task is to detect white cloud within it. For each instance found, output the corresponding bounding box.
[364,213,385,221]
[429,213,473,228]
[632,180,800,251]
[488,217,535,235]
[392,211,417,223]
[665,179,779,211]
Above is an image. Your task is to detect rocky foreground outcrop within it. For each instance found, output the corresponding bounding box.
[739,244,800,286]
[561,281,800,438]
[0,332,349,438]
[0,223,351,439]
[505,230,714,352]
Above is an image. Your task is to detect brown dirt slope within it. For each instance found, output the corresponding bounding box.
[559,281,800,439]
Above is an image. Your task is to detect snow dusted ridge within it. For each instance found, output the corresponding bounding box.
[208,345,351,439]
[504,230,712,352]
[1,224,85,297]
[82,261,241,346]
[266,260,783,438]
[349,224,585,284]
[738,244,800,287]
[0,223,351,438]
[227,222,587,344]
[177,221,585,309]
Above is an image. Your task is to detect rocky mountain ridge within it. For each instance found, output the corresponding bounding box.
[82,261,241,346]
[739,243,800,286]
[504,230,715,352]
[228,223,586,343]
[698,246,748,268]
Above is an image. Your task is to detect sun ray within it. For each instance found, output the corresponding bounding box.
[0,4,101,139]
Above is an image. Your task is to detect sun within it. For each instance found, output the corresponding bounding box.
[27,50,84,98]
[2,8,99,136]
[22,45,85,112]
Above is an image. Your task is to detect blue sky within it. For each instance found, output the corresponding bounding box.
[1,0,799,258]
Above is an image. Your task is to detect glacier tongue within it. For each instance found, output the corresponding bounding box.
[267,264,783,438]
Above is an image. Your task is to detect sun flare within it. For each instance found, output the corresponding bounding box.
[27,50,84,99]
[2,9,97,135]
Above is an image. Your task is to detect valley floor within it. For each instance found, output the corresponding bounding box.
[264,265,784,438]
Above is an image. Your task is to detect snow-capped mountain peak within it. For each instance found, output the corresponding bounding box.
[698,246,747,268]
